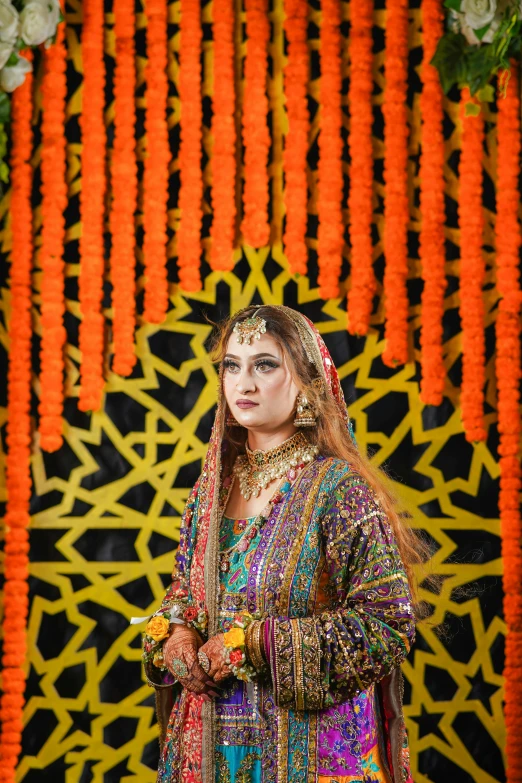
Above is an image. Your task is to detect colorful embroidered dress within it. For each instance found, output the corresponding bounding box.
[142,306,416,783]
[151,459,415,783]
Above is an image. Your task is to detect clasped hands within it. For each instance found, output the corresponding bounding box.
[163,624,231,700]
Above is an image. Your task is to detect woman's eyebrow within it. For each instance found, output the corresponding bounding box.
[224,352,280,360]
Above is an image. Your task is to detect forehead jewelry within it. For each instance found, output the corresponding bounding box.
[232,310,267,345]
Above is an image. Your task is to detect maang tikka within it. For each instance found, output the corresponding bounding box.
[227,310,266,426]
[233,310,267,345]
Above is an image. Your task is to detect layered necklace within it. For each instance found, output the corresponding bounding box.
[233,431,319,500]
[218,432,319,574]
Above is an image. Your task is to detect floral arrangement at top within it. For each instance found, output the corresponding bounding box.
[432,0,522,96]
[0,0,62,184]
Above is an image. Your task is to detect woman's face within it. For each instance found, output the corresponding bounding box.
[222,331,300,434]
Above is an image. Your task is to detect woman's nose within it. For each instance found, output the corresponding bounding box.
[236,369,256,394]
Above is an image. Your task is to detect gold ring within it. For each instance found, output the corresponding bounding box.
[197,650,211,673]
[171,658,189,679]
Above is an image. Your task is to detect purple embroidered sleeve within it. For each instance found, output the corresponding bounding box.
[269,474,416,711]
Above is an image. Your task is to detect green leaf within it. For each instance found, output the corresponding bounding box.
[465,45,495,95]
[474,22,492,41]
[477,84,495,102]
[444,0,462,9]
[0,93,11,124]
[464,101,481,116]
[6,51,18,67]
[431,33,468,93]
[0,161,9,184]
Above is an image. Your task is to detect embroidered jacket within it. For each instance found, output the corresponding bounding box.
[146,457,416,783]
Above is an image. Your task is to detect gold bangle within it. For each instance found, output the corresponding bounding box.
[244,623,256,666]
[255,621,265,666]
[246,621,265,672]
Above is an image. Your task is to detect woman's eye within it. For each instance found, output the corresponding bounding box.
[255,361,278,372]
[223,360,240,373]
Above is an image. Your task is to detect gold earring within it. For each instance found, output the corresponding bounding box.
[293,392,317,427]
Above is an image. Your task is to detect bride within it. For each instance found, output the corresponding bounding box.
[141,304,422,783]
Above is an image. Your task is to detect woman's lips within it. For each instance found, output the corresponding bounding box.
[236,400,259,409]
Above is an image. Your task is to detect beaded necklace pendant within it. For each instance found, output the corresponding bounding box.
[218,471,302,573]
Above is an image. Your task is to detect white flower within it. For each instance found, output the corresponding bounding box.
[462,0,498,29]
[0,53,32,92]
[20,0,59,46]
[460,4,506,43]
[0,38,13,69]
[0,0,20,44]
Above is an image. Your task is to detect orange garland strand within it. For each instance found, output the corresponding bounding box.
[38,18,68,451]
[419,0,446,405]
[210,0,236,271]
[110,0,138,375]
[283,0,309,277]
[382,0,409,367]
[78,0,107,411]
[1,57,33,783]
[346,0,374,335]
[143,0,170,321]
[317,0,343,299]
[241,0,270,248]
[495,66,522,782]
[458,89,486,442]
[177,0,203,291]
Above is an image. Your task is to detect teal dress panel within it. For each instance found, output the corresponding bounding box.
[216,516,262,783]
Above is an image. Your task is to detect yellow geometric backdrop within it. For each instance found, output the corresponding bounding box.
[0,0,505,781]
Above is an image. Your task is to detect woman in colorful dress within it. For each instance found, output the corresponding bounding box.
[141,305,423,783]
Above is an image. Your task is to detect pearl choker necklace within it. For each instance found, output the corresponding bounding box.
[233,431,319,500]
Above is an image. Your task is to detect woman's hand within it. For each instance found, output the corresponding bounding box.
[197,633,232,683]
[163,624,221,698]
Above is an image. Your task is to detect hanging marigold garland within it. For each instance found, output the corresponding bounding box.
[458,88,486,442]
[78,0,107,411]
[38,17,68,452]
[317,0,343,299]
[282,0,309,277]
[1,57,34,783]
[177,0,203,291]
[241,0,271,249]
[143,0,170,321]
[382,0,409,367]
[419,0,446,405]
[210,0,236,272]
[495,66,522,781]
[346,0,374,335]
[110,0,138,375]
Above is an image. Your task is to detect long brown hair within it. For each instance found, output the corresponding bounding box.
[210,305,432,618]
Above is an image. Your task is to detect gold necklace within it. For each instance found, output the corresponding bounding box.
[233,431,319,500]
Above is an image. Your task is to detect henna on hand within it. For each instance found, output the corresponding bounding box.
[197,633,232,684]
[163,624,221,697]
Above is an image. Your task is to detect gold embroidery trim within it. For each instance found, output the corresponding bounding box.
[290,618,306,711]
